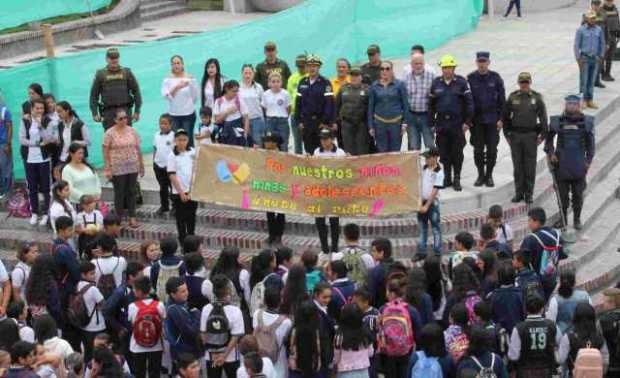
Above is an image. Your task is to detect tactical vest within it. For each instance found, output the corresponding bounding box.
[339,84,369,123]
[99,67,133,108]
[553,114,592,180]
[604,5,620,32]
[516,317,557,373]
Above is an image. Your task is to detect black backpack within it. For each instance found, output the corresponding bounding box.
[203,302,231,351]
[600,310,620,373]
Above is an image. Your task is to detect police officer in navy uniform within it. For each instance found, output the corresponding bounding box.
[503,72,548,204]
[429,55,474,192]
[467,51,506,187]
[545,94,595,230]
[295,54,336,154]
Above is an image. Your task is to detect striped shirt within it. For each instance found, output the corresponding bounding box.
[404,69,435,112]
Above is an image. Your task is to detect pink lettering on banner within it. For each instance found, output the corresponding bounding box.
[358,164,401,178]
[368,199,385,217]
[291,183,302,200]
[241,189,250,209]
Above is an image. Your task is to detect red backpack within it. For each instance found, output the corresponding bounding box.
[133,300,163,348]
[378,299,415,357]
[6,189,30,218]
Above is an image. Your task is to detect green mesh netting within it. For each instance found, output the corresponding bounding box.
[0,0,112,30]
[0,0,483,179]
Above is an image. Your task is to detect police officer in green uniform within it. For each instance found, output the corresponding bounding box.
[335,66,370,155]
[361,44,382,85]
[545,95,595,230]
[89,48,142,130]
[603,0,620,81]
[591,0,610,88]
[503,72,548,204]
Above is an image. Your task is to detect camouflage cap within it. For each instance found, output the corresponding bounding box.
[106,48,120,58]
[518,72,532,82]
[367,44,381,55]
[350,65,362,75]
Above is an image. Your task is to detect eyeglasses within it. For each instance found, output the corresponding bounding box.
[380,67,392,71]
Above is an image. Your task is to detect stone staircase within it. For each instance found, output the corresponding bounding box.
[139,0,189,22]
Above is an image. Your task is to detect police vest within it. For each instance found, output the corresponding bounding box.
[516,317,557,371]
[339,84,368,123]
[551,114,593,180]
[99,68,133,108]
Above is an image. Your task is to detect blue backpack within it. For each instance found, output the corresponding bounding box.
[305,269,323,294]
[411,351,443,378]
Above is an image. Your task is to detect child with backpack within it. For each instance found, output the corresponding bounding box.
[512,249,544,302]
[353,288,380,378]
[444,303,471,364]
[486,262,525,337]
[75,195,103,259]
[128,276,166,378]
[168,129,198,245]
[250,250,283,316]
[91,234,127,300]
[236,336,275,378]
[327,260,355,321]
[10,241,38,303]
[442,264,482,327]
[408,323,457,378]
[287,300,323,378]
[519,207,567,301]
[488,205,513,251]
[141,240,160,278]
[183,235,204,256]
[275,247,293,279]
[456,326,508,378]
[333,303,373,378]
[379,278,422,378]
[478,223,512,260]
[508,293,559,378]
[546,269,592,336]
[164,277,201,361]
[252,285,292,378]
[76,261,106,362]
[183,252,210,312]
[201,274,246,378]
[331,223,374,286]
[405,268,435,326]
[150,236,186,302]
[558,302,608,377]
[302,249,326,295]
[473,301,503,355]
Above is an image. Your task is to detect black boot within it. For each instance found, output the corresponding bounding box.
[453,175,462,191]
[511,193,523,203]
[485,165,495,187]
[574,208,583,230]
[554,208,568,228]
[443,165,452,188]
[474,167,485,187]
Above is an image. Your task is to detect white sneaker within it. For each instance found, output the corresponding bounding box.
[29,214,38,226]
[39,215,48,227]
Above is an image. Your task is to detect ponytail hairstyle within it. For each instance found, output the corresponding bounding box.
[52,180,73,216]
[56,100,79,120]
[294,300,321,378]
[558,269,576,299]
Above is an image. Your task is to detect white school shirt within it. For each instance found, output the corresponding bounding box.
[237,357,275,378]
[167,148,195,194]
[76,281,106,332]
[23,120,47,163]
[43,337,74,359]
[19,324,35,343]
[162,76,199,116]
[252,310,292,378]
[11,261,31,300]
[76,210,104,230]
[153,131,175,169]
[313,145,346,157]
[421,165,444,200]
[261,89,291,118]
[213,96,248,123]
[49,200,77,234]
[496,223,514,245]
[239,82,265,119]
[196,124,215,146]
[200,303,245,362]
[92,255,127,287]
[201,269,251,304]
[127,298,166,353]
[203,78,224,109]
[0,260,7,302]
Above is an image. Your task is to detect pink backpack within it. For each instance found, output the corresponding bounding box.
[464,293,482,325]
[7,189,31,218]
[573,341,604,378]
[378,299,415,357]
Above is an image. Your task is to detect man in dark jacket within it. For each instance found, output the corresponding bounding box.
[254,41,292,89]
[164,277,202,360]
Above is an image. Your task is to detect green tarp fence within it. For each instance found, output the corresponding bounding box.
[0,0,112,31]
[0,0,483,179]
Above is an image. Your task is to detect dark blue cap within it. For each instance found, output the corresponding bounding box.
[476,51,490,61]
[564,94,581,103]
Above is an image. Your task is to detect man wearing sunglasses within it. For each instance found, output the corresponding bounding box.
[602,0,620,81]
[89,48,142,130]
[361,44,382,85]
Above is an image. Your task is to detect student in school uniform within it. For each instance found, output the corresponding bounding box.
[313,128,346,255]
[153,113,175,216]
[11,241,38,303]
[76,261,107,362]
[353,287,380,378]
[168,129,197,246]
[128,276,166,378]
[183,252,210,312]
[75,195,104,259]
[194,106,215,146]
[326,260,355,322]
[91,234,127,299]
[164,277,202,361]
[49,180,77,236]
[416,147,444,260]
[201,274,246,378]
[261,131,287,245]
[262,72,292,151]
[175,353,201,378]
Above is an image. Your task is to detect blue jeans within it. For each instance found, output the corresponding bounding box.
[249,117,266,146]
[266,116,290,151]
[0,146,12,196]
[417,199,442,255]
[171,113,196,147]
[407,111,435,150]
[374,121,402,152]
[579,55,599,101]
[290,116,303,154]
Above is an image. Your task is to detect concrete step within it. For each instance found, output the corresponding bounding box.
[140,1,188,22]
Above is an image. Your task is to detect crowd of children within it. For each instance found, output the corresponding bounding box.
[0,198,617,378]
